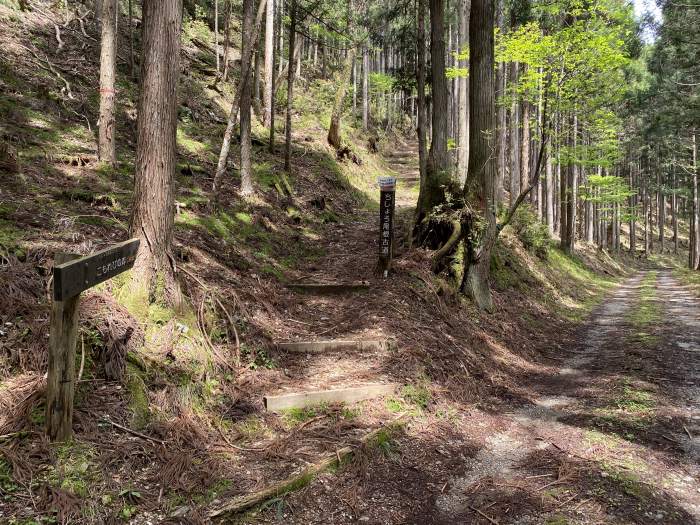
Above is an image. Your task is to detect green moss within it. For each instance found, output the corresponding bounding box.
[0,219,24,258]
[600,465,649,500]
[545,515,569,525]
[125,364,150,430]
[0,457,18,495]
[48,442,99,498]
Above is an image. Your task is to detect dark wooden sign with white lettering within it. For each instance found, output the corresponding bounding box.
[53,238,140,301]
[378,177,396,275]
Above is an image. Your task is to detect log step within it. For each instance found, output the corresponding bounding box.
[264,383,398,412]
[277,339,391,353]
[286,281,370,294]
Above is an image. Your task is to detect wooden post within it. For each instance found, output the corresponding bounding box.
[378,177,396,276]
[46,239,140,441]
[46,253,80,442]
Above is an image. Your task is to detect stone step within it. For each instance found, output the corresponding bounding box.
[264,383,398,411]
[277,339,392,353]
[286,281,370,294]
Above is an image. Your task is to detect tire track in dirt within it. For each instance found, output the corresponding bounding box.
[437,271,700,524]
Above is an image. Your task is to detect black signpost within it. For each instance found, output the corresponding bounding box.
[47,238,140,441]
[378,177,396,277]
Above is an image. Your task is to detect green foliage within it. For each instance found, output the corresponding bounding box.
[401,382,431,409]
[508,206,551,259]
[581,175,637,221]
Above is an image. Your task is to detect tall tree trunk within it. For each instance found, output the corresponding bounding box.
[563,113,577,253]
[692,133,699,269]
[129,0,183,307]
[416,0,428,194]
[629,157,636,252]
[222,0,233,81]
[545,143,554,234]
[263,0,275,128]
[658,170,664,252]
[672,162,678,254]
[461,0,496,312]
[253,48,262,116]
[98,0,118,166]
[457,0,470,185]
[363,47,370,129]
[559,118,568,248]
[415,0,451,242]
[328,48,356,149]
[211,0,267,200]
[240,0,254,195]
[509,62,520,205]
[643,179,650,253]
[214,0,220,73]
[352,58,357,118]
[520,97,530,200]
[284,0,296,172]
[128,0,134,77]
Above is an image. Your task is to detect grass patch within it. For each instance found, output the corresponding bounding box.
[627,271,661,329]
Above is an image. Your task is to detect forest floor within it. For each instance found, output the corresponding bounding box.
[249,270,700,525]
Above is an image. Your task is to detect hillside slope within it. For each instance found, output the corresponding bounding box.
[0,2,651,524]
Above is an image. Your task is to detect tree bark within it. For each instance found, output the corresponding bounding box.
[128,0,134,77]
[211,0,267,201]
[520,97,530,200]
[509,62,520,205]
[563,113,577,253]
[129,0,183,307]
[692,133,699,269]
[457,0,470,185]
[363,47,370,130]
[416,0,428,196]
[461,0,496,312]
[327,48,356,149]
[222,0,233,81]
[240,0,255,195]
[672,161,678,254]
[263,0,275,128]
[545,143,554,234]
[415,0,452,242]
[284,0,296,172]
[214,0,220,73]
[658,170,664,252]
[98,0,118,166]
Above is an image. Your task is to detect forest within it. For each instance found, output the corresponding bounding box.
[0,0,699,521]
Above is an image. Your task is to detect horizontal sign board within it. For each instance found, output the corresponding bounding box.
[53,238,140,301]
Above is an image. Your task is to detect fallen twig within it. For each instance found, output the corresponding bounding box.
[54,24,64,50]
[102,418,165,445]
[468,505,498,525]
[683,425,693,440]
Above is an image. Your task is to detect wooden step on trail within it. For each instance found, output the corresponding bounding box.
[286,281,370,294]
[264,383,397,412]
[277,339,392,353]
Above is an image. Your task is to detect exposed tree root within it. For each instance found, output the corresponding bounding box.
[431,219,462,273]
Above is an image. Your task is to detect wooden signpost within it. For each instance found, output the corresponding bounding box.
[46,238,140,441]
[378,177,396,277]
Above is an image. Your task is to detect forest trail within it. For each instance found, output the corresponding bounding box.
[385,140,420,208]
[437,269,700,524]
